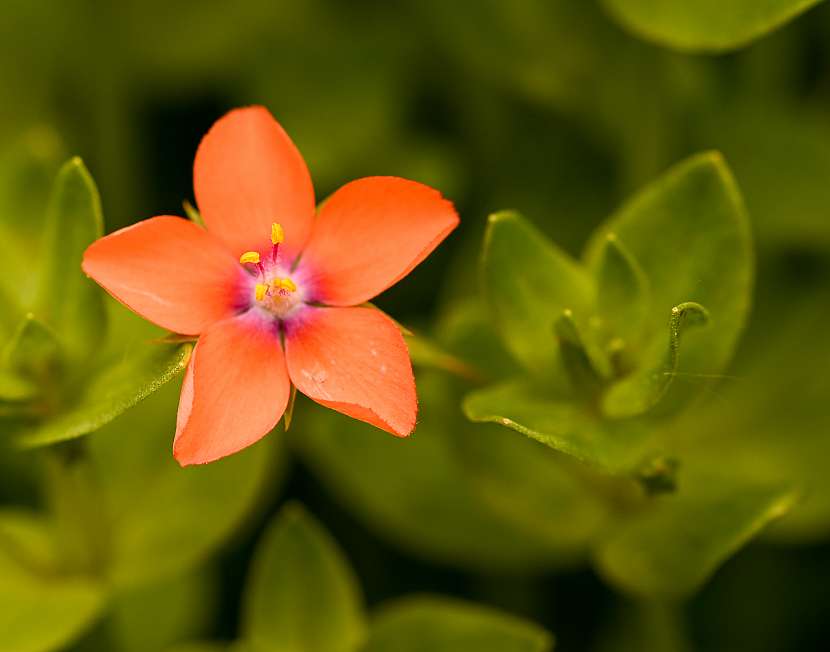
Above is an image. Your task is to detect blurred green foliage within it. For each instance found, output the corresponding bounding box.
[2,0,830,651]
[171,505,553,652]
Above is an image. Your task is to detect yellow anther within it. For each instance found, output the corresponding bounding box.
[255,283,268,301]
[240,251,261,265]
[273,277,297,293]
[271,222,285,245]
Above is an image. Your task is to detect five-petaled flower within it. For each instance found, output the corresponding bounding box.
[82,106,459,465]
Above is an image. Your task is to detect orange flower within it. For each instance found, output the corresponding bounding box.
[82,106,459,465]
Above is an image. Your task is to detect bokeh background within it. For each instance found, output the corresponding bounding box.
[2,1,830,651]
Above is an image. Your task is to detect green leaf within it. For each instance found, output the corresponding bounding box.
[585,152,753,413]
[361,597,553,652]
[595,470,798,598]
[87,380,279,589]
[601,302,709,419]
[34,157,105,363]
[482,210,593,380]
[293,372,566,572]
[14,340,191,448]
[0,509,105,652]
[600,0,825,52]
[242,504,367,652]
[463,379,652,472]
[594,233,650,360]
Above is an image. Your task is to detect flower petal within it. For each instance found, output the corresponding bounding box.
[301,177,459,306]
[285,306,416,436]
[193,106,315,260]
[174,314,290,465]
[82,216,243,335]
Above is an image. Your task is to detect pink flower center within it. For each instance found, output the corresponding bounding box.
[239,222,305,321]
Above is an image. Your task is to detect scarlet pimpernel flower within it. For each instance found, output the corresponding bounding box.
[82,106,459,465]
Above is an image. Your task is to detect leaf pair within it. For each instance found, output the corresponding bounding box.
[0,153,189,448]
[0,158,101,410]
[467,152,753,474]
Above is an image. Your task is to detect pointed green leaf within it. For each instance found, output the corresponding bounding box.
[361,597,553,652]
[463,379,652,472]
[602,302,709,419]
[0,509,105,652]
[585,152,752,412]
[242,504,367,652]
[482,210,592,379]
[34,157,105,363]
[14,341,191,448]
[601,0,825,52]
[595,471,798,598]
[595,233,650,359]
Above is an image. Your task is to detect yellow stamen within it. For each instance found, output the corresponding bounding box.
[273,277,297,293]
[240,251,261,265]
[271,222,285,245]
[255,283,268,301]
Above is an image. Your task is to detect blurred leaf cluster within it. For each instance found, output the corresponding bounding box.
[3,1,830,651]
